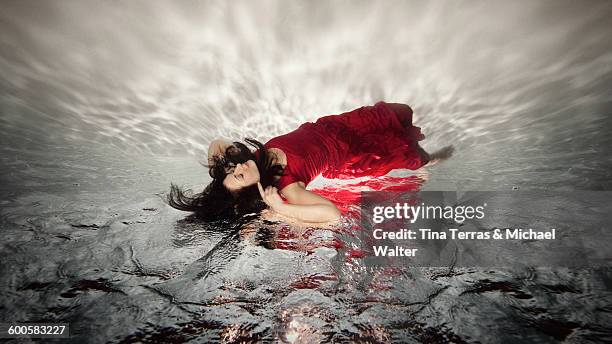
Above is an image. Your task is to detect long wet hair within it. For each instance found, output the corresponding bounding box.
[167,138,285,221]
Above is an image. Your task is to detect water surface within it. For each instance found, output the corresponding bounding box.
[1,0,611,342]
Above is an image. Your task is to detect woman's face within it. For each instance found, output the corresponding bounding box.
[222,159,260,192]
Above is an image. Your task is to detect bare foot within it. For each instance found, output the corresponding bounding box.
[424,145,454,167]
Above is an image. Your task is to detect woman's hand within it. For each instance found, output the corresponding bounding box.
[257,182,285,211]
[207,139,235,166]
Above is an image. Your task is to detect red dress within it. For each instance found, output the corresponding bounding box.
[263,101,429,190]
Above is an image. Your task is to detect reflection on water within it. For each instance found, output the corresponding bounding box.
[1,0,611,342]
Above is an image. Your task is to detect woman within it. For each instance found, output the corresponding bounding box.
[167,101,453,223]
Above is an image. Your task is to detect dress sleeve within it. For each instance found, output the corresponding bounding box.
[277,169,299,191]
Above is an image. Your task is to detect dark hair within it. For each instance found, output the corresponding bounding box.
[167,138,285,221]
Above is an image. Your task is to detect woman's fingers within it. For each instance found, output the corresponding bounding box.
[265,186,274,195]
[261,186,282,210]
[259,185,279,207]
[259,183,282,209]
[257,182,267,202]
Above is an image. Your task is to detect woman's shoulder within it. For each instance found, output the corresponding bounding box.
[269,147,309,192]
[266,147,287,168]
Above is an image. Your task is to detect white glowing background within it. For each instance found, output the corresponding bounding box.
[1,0,611,189]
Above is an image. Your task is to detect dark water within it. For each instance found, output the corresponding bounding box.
[1,0,612,343]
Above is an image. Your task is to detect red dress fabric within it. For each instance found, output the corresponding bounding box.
[263,101,429,190]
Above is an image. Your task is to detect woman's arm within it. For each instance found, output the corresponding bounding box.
[257,182,341,223]
[207,138,234,165]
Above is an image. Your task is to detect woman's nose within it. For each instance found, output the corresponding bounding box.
[235,163,245,173]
